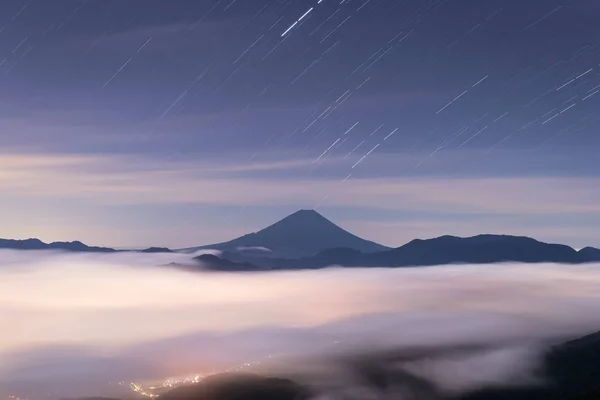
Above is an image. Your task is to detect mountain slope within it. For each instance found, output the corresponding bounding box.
[181,210,389,258]
[461,330,600,400]
[160,373,311,400]
[579,247,600,262]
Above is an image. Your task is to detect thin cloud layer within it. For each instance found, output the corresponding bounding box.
[2,151,600,249]
[1,152,599,214]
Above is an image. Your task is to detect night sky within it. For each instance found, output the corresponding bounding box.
[1,0,599,248]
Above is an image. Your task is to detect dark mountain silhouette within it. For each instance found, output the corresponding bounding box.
[545,331,600,396]
[206,234,600,271]
[0,239,176,253]
[212,247,368,270]
[0,238,116,252]
[141,247,173,253]
[180,209,389,258]
[159,373,311,400]
[193,254,261,271]
[579,247,600,262]
[61,397,121,400]
[375,234,588,267]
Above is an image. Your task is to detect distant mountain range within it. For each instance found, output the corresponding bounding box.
[0,238,172,254]
[0,238,117,252]
[197,234,600,272]
[179,209,390,258]
[3,210,600,270]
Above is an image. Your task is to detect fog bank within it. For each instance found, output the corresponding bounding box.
[2,250,600,398]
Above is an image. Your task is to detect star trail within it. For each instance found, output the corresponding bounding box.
[0,0,599,247]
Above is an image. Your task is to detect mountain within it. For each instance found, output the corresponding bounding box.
[376,234,587,267]
[0,238,116,252]
[60,397,122,400]
[159,373,311,400]
[579,247,600,262]
[193,254,261,271]
[181,209,389,258]
[141,247,173,253]
[207,234,600,271]
[0,239,176,253]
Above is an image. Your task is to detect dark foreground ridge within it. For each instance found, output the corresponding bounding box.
[197,233,600,271]
[461,330,600,400]
[61,397,121,400]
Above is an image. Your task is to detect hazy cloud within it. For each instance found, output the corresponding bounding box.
[2,251,600,398]
[1,153,599,215]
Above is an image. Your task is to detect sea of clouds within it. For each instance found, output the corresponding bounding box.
[2,249,600,398]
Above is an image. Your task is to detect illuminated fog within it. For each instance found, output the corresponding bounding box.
[2,250,600,398]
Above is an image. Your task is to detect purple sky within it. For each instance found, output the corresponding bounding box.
[1,0,599,248]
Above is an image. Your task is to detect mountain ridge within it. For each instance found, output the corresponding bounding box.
[0,238,117,253]
[0,238,173,253]
[2,211,599,265]
[203,233,600,271]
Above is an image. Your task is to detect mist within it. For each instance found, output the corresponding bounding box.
[2,249,600,399]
